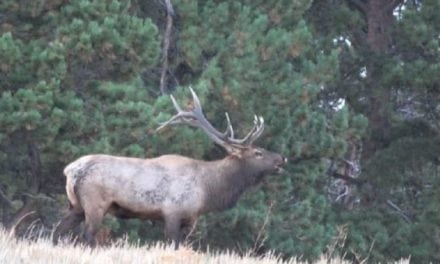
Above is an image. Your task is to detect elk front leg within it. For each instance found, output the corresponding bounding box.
[164,216,182,250]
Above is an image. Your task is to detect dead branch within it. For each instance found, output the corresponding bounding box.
[8,211,36,237]
[252,201,274,254]
[359,238,376,264]
[335,186,350,202]
[159,0,175,95]
[386,199,412,224]
[326,224,348,259]
[330,171,366,186]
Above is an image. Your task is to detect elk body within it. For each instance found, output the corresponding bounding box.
[53,88,286,248]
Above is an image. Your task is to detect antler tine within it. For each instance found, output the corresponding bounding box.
[156,93,199,131]
[156,94,187,131]
[226,115,264,145]
[189,87,203,115]
[170,94,182,112]
[157,87,265,150]
[247,116,264,145]
[156,117,175,131]
[224,112,234,138]
[157,88,231,148]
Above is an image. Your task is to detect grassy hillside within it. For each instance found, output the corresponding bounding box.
[0,228,408,264]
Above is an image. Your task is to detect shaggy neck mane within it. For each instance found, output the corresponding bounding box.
[201,156,265,213]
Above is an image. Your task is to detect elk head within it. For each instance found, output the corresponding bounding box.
[157,88,287,175]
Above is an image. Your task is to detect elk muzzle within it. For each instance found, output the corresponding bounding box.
[274,156,288,174]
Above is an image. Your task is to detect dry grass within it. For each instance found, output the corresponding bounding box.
[0,227,409,264]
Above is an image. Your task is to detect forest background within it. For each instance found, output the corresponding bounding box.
[0,0,438,263]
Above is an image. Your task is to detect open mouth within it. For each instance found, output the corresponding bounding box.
[274,166,284,174]
[274,157,287,174]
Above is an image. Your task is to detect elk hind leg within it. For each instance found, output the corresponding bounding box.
[83,207,107,248]
[53,208,84,245]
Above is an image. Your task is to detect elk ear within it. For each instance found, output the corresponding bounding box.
[227,147,243,158]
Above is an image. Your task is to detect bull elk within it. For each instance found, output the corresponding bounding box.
[53,88,287,249]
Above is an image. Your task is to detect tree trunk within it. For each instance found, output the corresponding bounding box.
[348,0,402,159]
[365,0,395,53]
[5,136,41,231]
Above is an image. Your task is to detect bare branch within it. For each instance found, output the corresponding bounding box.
[252,201,273,253]
[359,239,376,264]
[8,211,36,237]
[159,0,175,95]
[386,199,412,224]
[330,171,365,186]
[335,186,349,202]
[163,0,175,16]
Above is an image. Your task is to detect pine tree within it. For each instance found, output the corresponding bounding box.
[307,0,440,262]
[6,0,431,262]
[146,0,361,259]
[0,0,161,229]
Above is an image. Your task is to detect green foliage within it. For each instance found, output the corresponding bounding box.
[0,0,349,260]
[306,0,440,262]
[0,0,437,263]
[160,1,350,259]
[0,0,160,228]
[55,0,160,82]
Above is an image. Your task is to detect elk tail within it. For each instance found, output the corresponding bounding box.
[63,156,94,211]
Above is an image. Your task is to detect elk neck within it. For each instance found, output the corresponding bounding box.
[200,155,265,213]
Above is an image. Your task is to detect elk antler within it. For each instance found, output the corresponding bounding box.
[157,88,264,152]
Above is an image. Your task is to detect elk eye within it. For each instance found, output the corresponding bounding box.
[254,150,263,157]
